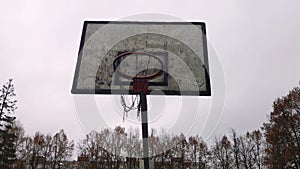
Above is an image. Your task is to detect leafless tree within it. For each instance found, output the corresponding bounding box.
[211,135,233,169]
[51,129,74,169]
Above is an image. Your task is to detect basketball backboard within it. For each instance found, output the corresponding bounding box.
[71,21,211,96]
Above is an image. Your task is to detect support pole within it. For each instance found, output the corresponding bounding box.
[140,93,149,169]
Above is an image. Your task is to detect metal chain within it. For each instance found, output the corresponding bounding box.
[119,52,153,122]
[120,85,140,122]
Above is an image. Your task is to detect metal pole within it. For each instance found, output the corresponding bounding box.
[140,93,149,169]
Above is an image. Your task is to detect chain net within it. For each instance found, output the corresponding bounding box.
[120,91,141,122]
[118,51,159,122]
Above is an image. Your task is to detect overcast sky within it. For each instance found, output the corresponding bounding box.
[1,0,300,145]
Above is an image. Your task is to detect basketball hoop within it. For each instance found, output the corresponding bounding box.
[113,51,163,120]
[113,51,163,93]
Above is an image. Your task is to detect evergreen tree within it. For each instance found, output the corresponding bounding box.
[0,79,17,168]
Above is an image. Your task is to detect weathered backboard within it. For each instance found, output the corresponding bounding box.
[72,21,211,96]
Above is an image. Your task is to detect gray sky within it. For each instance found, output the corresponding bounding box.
[1,0,300,144]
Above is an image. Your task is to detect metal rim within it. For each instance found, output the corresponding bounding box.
[113,51,163,80]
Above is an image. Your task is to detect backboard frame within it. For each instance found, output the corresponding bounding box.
[71,21,211,96]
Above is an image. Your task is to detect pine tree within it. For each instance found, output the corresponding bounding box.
[0,79,17,168]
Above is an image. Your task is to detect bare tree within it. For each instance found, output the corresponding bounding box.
[239,132,256,168]
[111,126,126,169]
[155,129,173,168]
[51,129,74,169]
[29,132,45,169]
[250,130,263,169]
[77,130,112,168]
[41,134,52,169]
[231,129,241,169]
[197,136,210,169]
[188,136,198,167]
[211,135,233,169]
[124,127,140,169]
